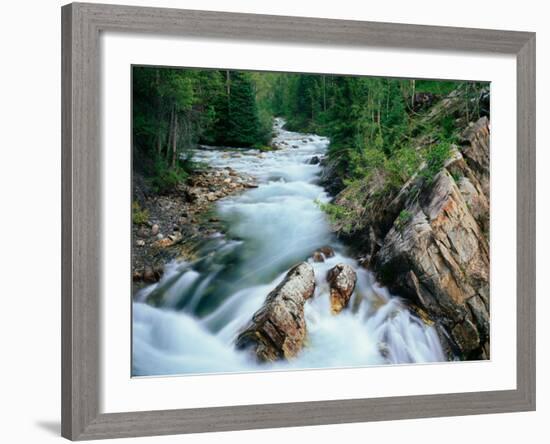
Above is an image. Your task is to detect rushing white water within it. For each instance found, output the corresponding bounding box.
[132,118,445,377]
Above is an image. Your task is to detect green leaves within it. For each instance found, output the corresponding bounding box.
[420,141,452,185]
[132,201,149,225]
[386,147,421,190]
[395,209,413,231]
[347,146,386,181]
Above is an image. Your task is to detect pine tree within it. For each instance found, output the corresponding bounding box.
[225,71,261,147]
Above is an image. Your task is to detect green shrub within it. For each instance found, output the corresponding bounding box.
[348,146,386,181]
[385,147,421,190]
[450,170,464,183]
[420,141,452,184]
[315,200,355,233]
[132,201,149,225]
[316,201,349,221]
[151,167,188,193]
[395,209,413,231]
[149,157,191,193]
[398,210,412,224]
[440,115,457,140]
[399,209,412,223]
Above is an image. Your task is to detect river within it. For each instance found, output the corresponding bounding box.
[132,118,445,377]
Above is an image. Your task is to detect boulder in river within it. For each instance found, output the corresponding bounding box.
[311,251,324,262]
[310,245,335,263]
[327,264,357,314]
[309,156,321,165]
[142,265,163,283]
[235,262,316,362]
[318,246,335,259]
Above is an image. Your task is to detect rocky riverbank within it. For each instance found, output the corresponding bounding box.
[319,91,491,360]
[132,165,257,294]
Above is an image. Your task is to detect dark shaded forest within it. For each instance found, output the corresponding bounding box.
[133,67,271,192]
[133,66,488,195]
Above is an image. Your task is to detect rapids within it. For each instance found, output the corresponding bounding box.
[132,118,445,377]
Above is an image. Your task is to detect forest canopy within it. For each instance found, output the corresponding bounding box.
[132,66,488,193]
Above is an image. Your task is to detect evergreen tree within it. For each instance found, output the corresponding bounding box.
[224,71,261,147]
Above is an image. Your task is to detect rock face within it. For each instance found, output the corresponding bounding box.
[235,262,316,362]
[327,264,357,314]
[319,156,345,194]
[375,117,491,359]
[325,115,491,359]
[460,117,490,199]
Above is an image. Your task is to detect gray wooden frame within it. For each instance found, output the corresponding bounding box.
[61,2,536,440]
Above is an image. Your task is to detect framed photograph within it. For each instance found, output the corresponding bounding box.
[61,2,535,440]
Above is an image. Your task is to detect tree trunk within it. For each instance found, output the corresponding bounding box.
[156,129,162,156]
[411,79,416,109]
[171,110,178,168]
[166,107,174,162]
[156,69,162,156]
[226,70,231,96]
[322,75,327,112]
[226,70,231,124]
[385,83,391,118]
[465,86,470,123]
[377,98,382,133]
